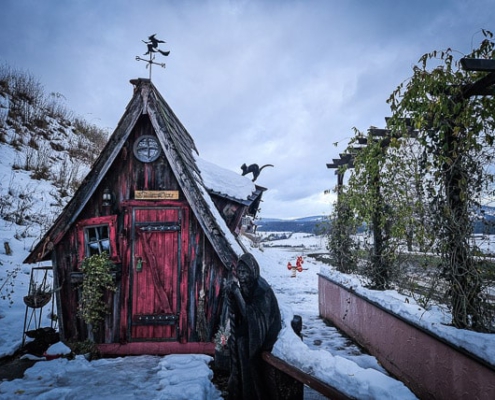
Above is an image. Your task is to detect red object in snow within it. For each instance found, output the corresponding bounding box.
[43,352,62,361]
[287,256,304,277]
[296,256,304,271]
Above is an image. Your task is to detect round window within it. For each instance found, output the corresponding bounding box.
[133,135,162,163]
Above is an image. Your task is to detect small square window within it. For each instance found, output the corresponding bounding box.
[77,215,119,264]
[85,225,110,257]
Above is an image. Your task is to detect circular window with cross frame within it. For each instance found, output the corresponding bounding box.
[133,135,162,163]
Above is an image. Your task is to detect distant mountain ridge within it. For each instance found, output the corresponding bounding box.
[256,215,329,234]
[258,206,495,235]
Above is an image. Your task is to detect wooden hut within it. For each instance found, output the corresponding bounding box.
[24,78,265,356]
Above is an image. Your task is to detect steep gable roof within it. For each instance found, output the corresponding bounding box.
[25,79,258,268]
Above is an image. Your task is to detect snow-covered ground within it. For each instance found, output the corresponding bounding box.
[2,227,495,398]
[0,353,222,400]
[0,228,420,400]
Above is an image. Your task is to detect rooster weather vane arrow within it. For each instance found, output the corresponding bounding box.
[136,34,170,81]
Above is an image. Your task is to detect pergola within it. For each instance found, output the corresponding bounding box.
[325,56,495,292]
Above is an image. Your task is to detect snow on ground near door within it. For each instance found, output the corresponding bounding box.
[9,231,495,398]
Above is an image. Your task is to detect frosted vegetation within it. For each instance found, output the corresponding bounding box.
[0,63,107,241]
[326,33,495,332]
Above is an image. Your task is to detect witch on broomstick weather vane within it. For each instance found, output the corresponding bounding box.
[136,34,170,81]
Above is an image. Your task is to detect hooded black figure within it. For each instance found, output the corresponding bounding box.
[226,252,282,400]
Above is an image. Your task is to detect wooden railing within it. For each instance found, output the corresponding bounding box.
[262,351,354,400]
[318,273,495,400]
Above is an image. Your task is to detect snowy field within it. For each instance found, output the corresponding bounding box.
[0,230,416,399]
[1,230,494,399]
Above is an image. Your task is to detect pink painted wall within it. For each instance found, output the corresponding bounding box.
[318,274,495,400]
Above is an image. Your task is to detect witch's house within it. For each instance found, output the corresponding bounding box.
[24,78,265,356]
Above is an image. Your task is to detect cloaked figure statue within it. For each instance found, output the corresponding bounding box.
[226,253,282,400]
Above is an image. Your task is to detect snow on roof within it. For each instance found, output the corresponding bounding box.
[195,155,256,202]
[191,157,246,256]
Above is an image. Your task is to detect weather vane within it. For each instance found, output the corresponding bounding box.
[136,34,170,81]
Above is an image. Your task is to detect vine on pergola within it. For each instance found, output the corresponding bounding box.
[343,126,423,289]
[386,30,495,330]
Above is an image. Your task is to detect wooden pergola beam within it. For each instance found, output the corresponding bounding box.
[462,71,495,98]
[457,57,495,99]
[460,58,495,72]
[368,128,389,137]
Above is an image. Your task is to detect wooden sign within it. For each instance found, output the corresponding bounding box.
[135,190,179,200]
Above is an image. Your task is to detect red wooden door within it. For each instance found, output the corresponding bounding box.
[130,207,183,341]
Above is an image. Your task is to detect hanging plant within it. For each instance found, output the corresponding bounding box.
[78,252,116,330]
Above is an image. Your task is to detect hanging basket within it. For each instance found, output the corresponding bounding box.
[23,293,51,309]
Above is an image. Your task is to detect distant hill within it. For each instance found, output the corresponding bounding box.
[256,206,495,235]
[255,216,329,234]
[474,205,495,234]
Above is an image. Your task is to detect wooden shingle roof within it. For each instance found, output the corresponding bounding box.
[25,79,257,268]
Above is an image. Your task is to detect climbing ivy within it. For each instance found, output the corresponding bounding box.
[343,129,424,289]
[78,252,116,331]
[386,30,495,330]
[335,31,495,330]
[327,187,359,274]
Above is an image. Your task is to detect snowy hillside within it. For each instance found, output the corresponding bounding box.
[0,66,107,249]
[0,67,108,354]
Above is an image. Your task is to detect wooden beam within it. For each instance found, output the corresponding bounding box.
[262,352,354,400]
[327,162,354,170]
[339,153,353,163]
[462,71,495,99]
[333,158,351,166]
[467,88,495,96]
[368,128,390,137]
[370,128,418,140]
[461,58,495,72]
[385,117,412,126]
[327,163,354,170]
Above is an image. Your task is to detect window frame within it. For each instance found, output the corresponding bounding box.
[76,215,119,264]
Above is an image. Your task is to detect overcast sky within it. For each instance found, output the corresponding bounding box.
[1,0,494,219]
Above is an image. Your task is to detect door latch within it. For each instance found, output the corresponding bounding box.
[135,256,144,272]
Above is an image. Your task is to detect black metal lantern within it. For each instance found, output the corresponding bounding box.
[102,188,112,207]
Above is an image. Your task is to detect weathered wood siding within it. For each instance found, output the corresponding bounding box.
[53,115,231,351]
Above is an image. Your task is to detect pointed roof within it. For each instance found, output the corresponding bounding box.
[25,78,260,268]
